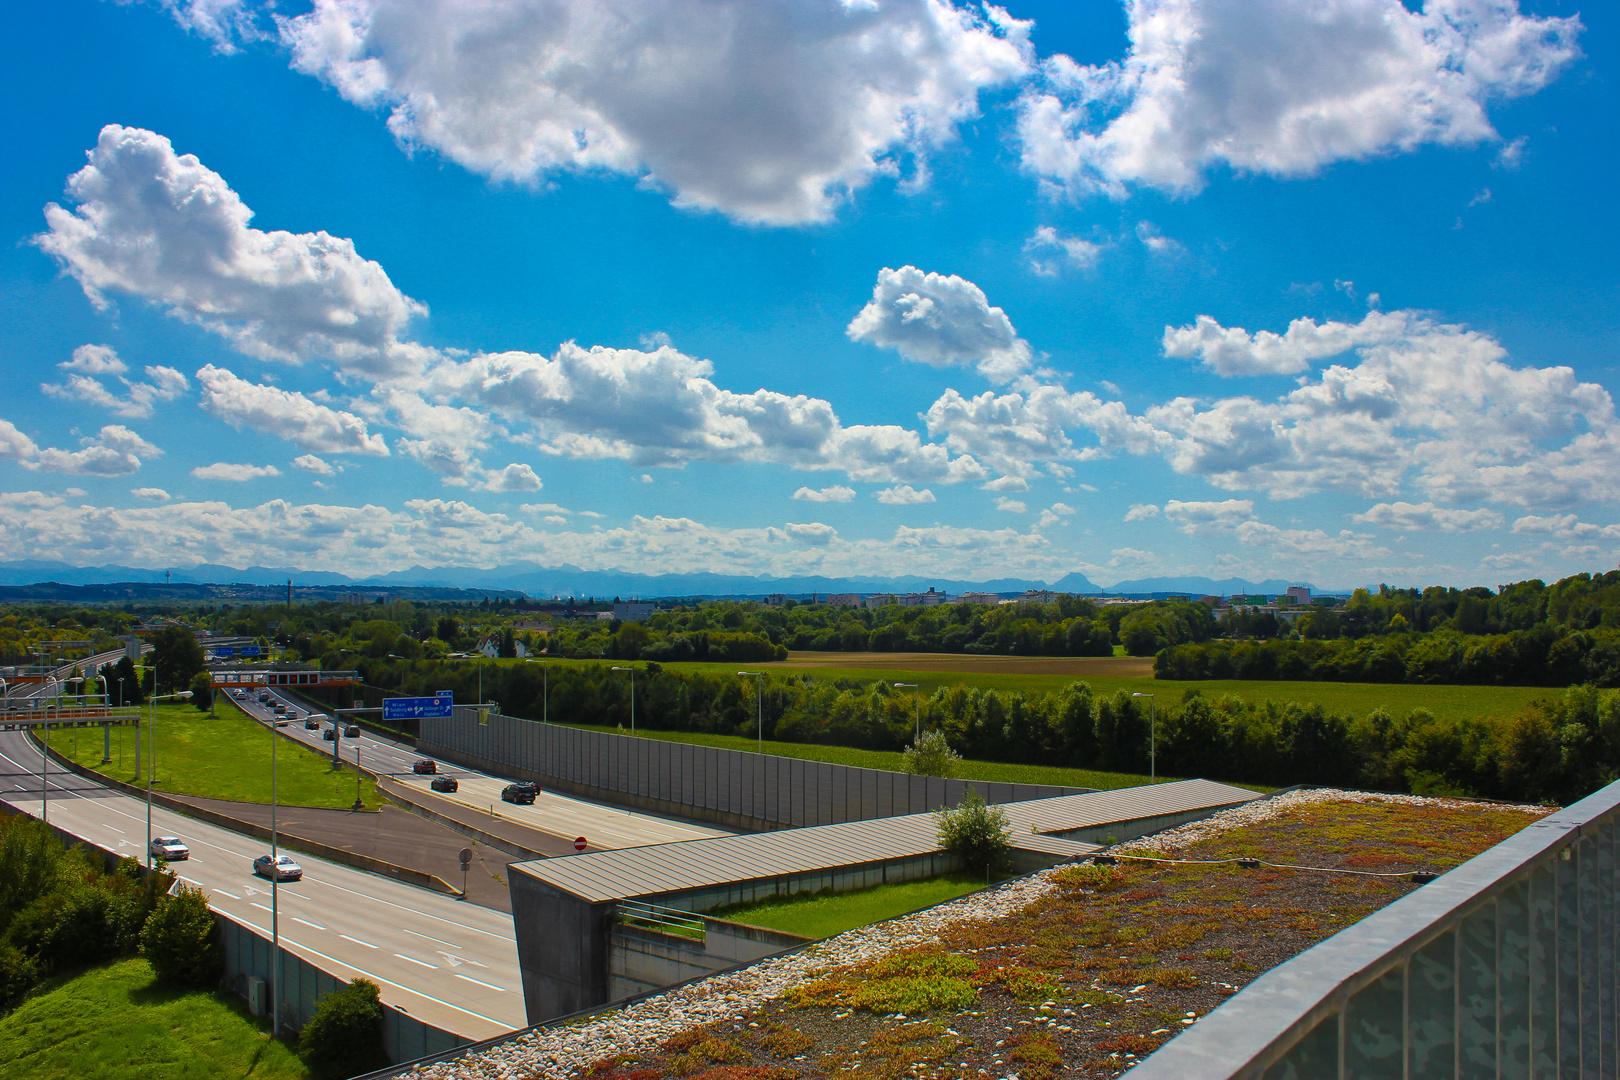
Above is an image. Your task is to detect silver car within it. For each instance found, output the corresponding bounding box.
[149,836,190,861]
[253,854,303,881]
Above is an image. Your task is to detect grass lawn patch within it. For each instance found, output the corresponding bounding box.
[710,875,986,940]
[53,701,382,810]
[0,956,308,1080]
[556,723,1173,792]
[576,794,1546,1080]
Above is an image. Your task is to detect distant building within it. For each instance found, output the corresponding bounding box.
[1166,594,1191,602]
[764,594,788,607]
[613,602,653,622]
[826,594,861,608]
[1021,590,1059,603]
[862,593,897,609]
[898,588,948,607]
[1199,595,1221,606]
[476,636,528,658]
[958,592,1000,605]
[1286,585,1312,604]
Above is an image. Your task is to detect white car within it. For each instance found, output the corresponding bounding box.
[149,836,190,861]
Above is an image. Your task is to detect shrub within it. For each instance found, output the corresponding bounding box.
[0,944,37,1009]
[935,786,1012,878]
[300,978,388,1079]
[141,885,221,986]
[901,730,960,778]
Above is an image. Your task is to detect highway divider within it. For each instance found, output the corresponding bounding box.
[34,734,464,898]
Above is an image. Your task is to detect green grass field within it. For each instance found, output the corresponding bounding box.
[709,874,986,940]
[558,723,1188,791]
[504,655,1553,723]
[0,958,308,1080]
[53,700,381,810]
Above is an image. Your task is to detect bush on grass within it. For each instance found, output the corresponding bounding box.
[300,978,388,1079]
[141,885,221,987]
[902,729,960,778]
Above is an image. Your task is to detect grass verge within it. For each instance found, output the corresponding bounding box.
[0,956,308,1080]
[52,700,382,810]
[708,875,986,940]
[556,723,1178,792]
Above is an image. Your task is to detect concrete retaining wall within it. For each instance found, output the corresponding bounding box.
[609,919,809,1002]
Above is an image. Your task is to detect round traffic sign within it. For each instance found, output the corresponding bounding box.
[459,847,473,869]
[574,836,587,852]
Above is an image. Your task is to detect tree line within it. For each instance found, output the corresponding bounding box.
[353,658,1607,804]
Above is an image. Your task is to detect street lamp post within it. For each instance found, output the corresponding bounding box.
[1131,692,1156,782]
[144,690,193,867]
[894,683,921,741]
[611,666,635,735]
[737,672,764,753]
[96,674,112,763]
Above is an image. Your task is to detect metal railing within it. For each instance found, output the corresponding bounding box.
[616,900,706,941]
[1132,778,1620,1079]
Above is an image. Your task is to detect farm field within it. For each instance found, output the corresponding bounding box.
[503,653,1554,724]
[0,957,308,1080]
[52,700,382,810]
[710,874,986,940]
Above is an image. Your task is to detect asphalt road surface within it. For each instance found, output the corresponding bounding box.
[0,720,524,1041]
[237,686,731,850]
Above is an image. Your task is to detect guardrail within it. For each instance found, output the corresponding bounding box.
[617,900,706,941]
[1132,778,1620,1079]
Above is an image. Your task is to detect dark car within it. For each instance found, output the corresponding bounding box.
[413,759,438,774]
[252,854,303,881]
[501,781,539,805]
[430,776,458,793]
[322,728,336,740]
[344,725,360,738]
[304,717,319,729]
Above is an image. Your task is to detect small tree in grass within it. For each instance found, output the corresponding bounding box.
[141,885,221,986]
[902,729,960,778]
[936,785,1012,879]
[301,978,388,1079]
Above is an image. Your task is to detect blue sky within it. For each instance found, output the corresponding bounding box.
[0,0,1613,588]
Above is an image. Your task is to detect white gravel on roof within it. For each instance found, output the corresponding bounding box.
[407,788,1542,1080]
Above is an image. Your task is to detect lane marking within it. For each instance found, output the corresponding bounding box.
[214,889,242,899]
[402,927,462,949]
[340,934,378,949]
[251,903,273,913]
[293,917,327,931]
[453,973,506,991]
[395,953,438,969]
[209,910,509,1027]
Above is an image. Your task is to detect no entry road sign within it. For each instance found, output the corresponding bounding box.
[575,837,587,852]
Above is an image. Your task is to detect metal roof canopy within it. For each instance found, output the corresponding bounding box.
[209,669,359,687]
[513,778,1260,905]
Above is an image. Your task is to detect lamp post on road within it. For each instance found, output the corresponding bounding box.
[894,683,921,741]
[737,672,764,753]
[611,666,635,735]
[144,690,193,866]
[1131,692,1156,783]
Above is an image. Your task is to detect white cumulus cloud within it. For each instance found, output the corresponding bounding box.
[847,266,1033,383]
[876,485,936,505]
[792,486,856,503]
[1024,226,1103,275]
[1165,499,1257,534]
[130,487,172,502]
[192,462,281,481]
[786,522,839,545]
[1354,501,1505,532]
[275,0,1032,225]
[1163,311,1410,377]
[292,454,337,475]
[475,463,543,493]
[42,345,190,419]
[1124,503,1160,521]
[995,497,1027,513]
[16,425,162,477]
[197,365,389,456]
[1018,0,1581,199]
[37,126,432,379]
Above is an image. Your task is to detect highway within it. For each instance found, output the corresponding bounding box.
[0,650,525,1040]
[239,685,731,850]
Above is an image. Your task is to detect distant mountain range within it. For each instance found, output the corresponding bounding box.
[0,560,1335,599]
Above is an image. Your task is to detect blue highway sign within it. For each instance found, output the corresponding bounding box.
[383,691,454,721]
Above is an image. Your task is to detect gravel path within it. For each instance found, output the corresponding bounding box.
[407,788,1543,1079]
